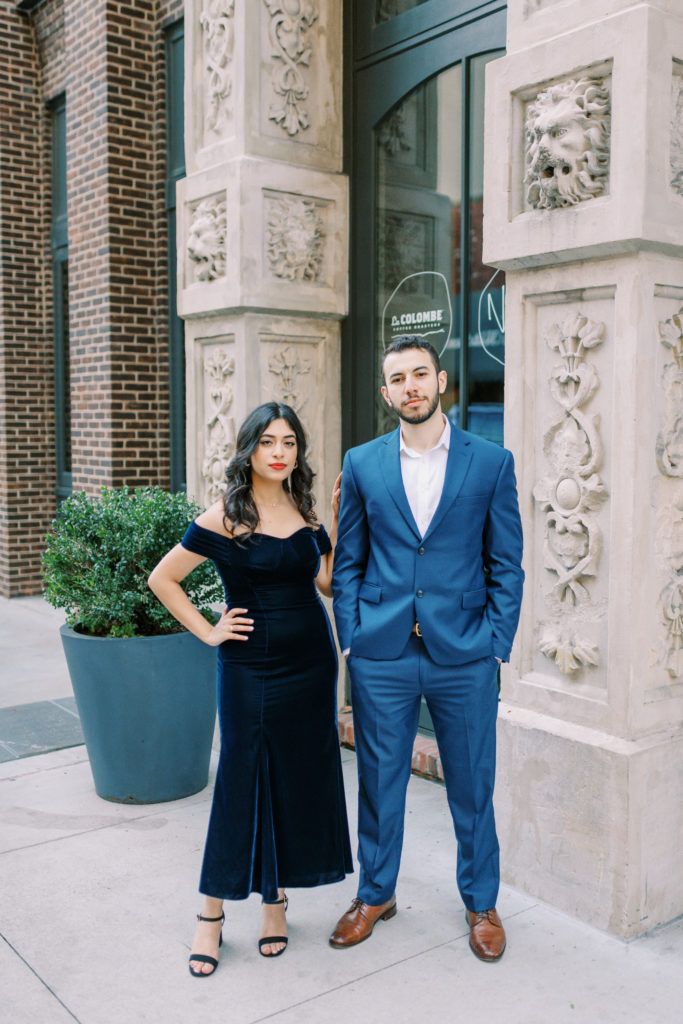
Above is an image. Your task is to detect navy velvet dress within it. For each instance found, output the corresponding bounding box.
[181,520,353,901]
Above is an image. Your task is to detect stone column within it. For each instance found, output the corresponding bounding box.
[178,1,346,514]
[484,0,683,937]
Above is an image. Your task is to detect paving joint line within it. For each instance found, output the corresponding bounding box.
[245,904,537,1024]
[1,932,82,1023]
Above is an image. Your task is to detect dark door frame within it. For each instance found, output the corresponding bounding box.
[343,1,507,451]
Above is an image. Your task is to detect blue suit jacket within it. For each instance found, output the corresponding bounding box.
[332,425,524,666]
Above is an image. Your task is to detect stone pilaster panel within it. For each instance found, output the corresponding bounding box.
[185,0,342,174]
[484,3,683,270]
[185,314,340,514]
[177,157,348,319]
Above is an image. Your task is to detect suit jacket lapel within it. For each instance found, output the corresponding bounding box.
[423,426,473,541]
[379,429,421,540]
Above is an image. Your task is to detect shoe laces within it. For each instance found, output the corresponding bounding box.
[472,909,500,927]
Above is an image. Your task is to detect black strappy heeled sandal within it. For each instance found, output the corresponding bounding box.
[188,910,225,977]
[258,894,288,957]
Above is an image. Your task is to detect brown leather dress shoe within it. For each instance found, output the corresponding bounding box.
[329,895,397,948]
[466,908,506,962]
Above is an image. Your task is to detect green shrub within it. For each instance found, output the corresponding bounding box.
[42,487,223,638]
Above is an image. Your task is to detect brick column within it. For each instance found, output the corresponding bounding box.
[65,0,170,491]
[0,4,54,596]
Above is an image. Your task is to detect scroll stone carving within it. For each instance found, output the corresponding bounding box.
[657,309,683,478]
[671,75,683,198]
[187,196,227,282]
[534,313,608,675]
[525,77,611,210]
[656,492,683,680]
[265,194,326,282]
[201,349,236,505]
[263,0,318,137]
[267,345,312,413]
[199,1,235,136]
[655,309,683,679]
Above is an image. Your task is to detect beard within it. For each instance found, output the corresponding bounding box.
[387,388,441,425]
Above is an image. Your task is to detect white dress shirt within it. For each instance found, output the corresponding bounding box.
[399,415,450,537]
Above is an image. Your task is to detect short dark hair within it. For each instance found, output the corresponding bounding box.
[381,335,441,381]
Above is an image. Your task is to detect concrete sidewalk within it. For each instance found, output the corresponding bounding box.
[1,596,682,1023]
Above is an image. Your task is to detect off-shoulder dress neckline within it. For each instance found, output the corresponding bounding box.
[190,521,319,543]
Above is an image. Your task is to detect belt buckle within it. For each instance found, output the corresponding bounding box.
[415,622,422,638]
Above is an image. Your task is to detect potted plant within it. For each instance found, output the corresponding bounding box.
[42,486,224,804]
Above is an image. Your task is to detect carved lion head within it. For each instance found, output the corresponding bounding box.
[525,77,611,210]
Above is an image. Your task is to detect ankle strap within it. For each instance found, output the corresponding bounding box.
[197,912,225,923]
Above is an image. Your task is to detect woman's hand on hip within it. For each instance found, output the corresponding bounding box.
[205,607,253,646]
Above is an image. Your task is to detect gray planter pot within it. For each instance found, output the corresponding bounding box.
[60,625,217,804]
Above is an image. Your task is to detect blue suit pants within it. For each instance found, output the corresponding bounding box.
[348,636,500,912]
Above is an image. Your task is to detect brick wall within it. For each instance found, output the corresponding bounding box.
[0,2,55,596]
[0,0,186,596]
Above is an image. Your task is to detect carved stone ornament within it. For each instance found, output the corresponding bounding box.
[525,77,611,210]
[655,309,683,680]
[263,0,318,137]
[533,313,608,675]
[655,490,683,680]
[538,626,600,675]
[267,345,312,413]
[201,349,235,505]
[265,195,325,282]
[200,1,235,136]
[671,74,683,198]
[657,309,683,478]
[187,196,227,283]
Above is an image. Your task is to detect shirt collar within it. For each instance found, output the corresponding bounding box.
[400,415,451,458]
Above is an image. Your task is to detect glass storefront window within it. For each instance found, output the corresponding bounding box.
[374,51,505,444]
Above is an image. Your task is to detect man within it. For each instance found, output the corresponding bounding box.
[330,335,524,962]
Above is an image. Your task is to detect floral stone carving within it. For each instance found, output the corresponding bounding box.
[655,309,683,680]
[671,74,683,198]
[263,0,318,137]
[534,313,608,675]
[267,345,312,413]
[265,195,325,282]
[525,77,611,210]
[187,196,227,283]
[657,309,683,478]
[201,349,236,505]
[199,1,235,136]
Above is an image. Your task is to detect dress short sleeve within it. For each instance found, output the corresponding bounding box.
[314,523,332,556]
[180,520,228,562]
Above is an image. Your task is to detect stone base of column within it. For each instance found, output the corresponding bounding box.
[496,704,683,938]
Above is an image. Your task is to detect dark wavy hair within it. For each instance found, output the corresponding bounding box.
[223,402,316,537]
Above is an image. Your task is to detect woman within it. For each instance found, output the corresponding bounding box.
[148,402,352,975]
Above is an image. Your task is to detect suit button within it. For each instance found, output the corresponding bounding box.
[416,589,424,598]
[418,546,425,555]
